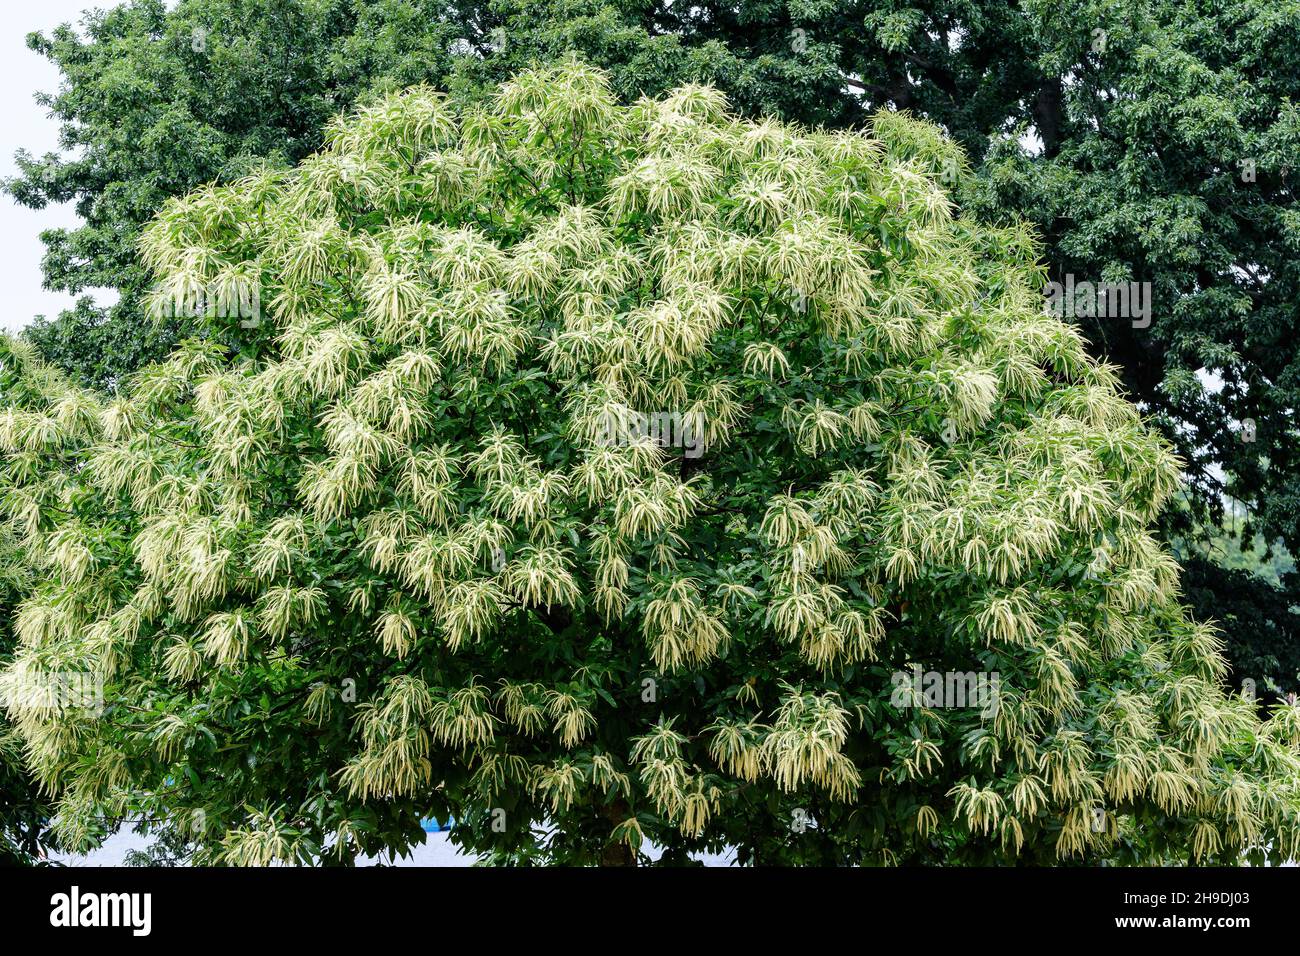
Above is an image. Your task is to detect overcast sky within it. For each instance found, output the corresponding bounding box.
[0,1,123,333]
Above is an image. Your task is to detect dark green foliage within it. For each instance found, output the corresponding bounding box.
[11,1,1300,578]
[1178,554,1300,705]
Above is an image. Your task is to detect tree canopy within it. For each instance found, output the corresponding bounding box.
[2,61,1298,866]
[9,0,1300,700]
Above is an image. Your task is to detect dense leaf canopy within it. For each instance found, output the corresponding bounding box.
[2,62,1298,865]
[10,0,1300,704]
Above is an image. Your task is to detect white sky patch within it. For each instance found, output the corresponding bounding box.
[0,2,122,333]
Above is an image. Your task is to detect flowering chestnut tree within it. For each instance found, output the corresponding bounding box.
[2,60,1298,866]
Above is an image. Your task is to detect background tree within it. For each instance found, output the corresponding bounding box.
[9,0,1300,695]
[3,62,1298,866]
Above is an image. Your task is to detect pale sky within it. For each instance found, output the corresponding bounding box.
[0,1,122,333]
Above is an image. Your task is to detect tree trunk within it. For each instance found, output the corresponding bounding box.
[598,800,637,867]
[600,841,636,866]
[1031,79,1065,158]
